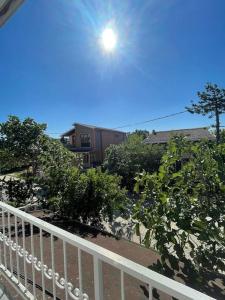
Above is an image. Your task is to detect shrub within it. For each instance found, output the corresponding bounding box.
[34,137,83,206]
[37,136,82,175]
[0,176,34,207]
[133,137,225,277]
[103,134,165,190]
[44,167,128,223]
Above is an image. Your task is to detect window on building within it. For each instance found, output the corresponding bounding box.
[80,134,91,147]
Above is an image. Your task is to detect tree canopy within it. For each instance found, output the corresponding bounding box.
[0,115,46,171]
[186,83,225,143]
[128,129,149,140]
[103,133,165,189]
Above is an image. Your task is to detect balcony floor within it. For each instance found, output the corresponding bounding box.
[1,211,225,299]
[0,276,22,300]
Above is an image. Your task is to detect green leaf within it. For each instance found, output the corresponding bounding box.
[144,229,151,248]
[135,223,140,236]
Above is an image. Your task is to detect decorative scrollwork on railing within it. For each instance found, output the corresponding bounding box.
[0,232,89,300]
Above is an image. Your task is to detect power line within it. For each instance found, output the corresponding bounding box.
[46,110,196,134]
[113,110,188,129]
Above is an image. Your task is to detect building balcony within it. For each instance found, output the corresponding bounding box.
[0,202,214,300]
[62,143,92,153]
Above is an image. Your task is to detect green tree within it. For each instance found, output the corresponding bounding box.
[186,83,225,144]
[31,136,82,204]
[133,137,225,280]
[44,167,127,223]
[37,136,82,176]
[103,134,165,190]
[0,116,46,172]
[220,129,225,143]
[0,148,19,173]
[129,129,149,140]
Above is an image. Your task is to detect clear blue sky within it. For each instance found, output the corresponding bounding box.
[1,0,225,136]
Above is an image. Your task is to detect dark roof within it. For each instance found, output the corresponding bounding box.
[61,123,126,137]
[61,128,75,137]
[143,127,215,144]
[73,123,126,134]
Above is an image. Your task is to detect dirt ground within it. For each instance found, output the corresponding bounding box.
[0,211,224,300]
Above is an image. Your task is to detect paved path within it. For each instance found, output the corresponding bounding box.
[0,278,19,299]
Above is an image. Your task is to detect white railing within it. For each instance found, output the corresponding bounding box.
[0,202,214,300]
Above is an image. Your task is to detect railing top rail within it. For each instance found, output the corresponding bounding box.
[0,201,214,300]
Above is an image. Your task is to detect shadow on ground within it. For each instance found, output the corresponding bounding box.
[142,256,225,300]
[8,215,225,300]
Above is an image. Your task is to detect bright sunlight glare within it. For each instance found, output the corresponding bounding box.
[100,28,117,52]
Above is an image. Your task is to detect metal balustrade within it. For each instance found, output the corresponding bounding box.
[0,201,214,300]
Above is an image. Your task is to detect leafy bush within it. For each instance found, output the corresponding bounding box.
[133,137,225,277]
[33,137,83,205]
[43,167,128,223]
[0,149,21,173]
[220,129,225,143]
[37,136,82,176]
[103,134,165,190]
[0,177,34,207]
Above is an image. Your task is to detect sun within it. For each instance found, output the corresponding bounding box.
[100,27,117,52]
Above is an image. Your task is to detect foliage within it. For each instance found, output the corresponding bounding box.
[103,134,165,190]
[33,136,83,203]
[186,83,225,143]
[220,129,225,143]
[0,114,82,174]
[128,129,149,140]
[0,116,83,208]
[0,115,126,222]
[43,167,128,223]
[133,137,225,277]
[0,116,46,172]
[0,176,35,207]
[0,149,20,173]
[37,136,82,176]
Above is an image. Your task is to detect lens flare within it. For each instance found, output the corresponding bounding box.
[100,28,117,52]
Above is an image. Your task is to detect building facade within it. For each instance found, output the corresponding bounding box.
[61,123,126,167]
